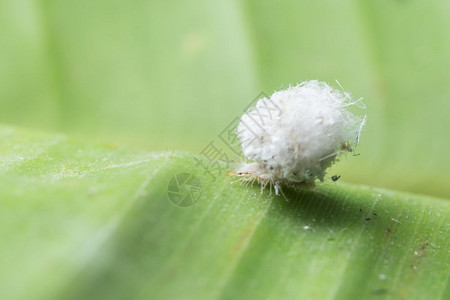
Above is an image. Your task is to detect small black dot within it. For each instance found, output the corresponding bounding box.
[331,175,341,181]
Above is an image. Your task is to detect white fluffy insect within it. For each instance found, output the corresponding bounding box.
[230,80,366,196]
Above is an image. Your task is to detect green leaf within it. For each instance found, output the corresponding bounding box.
[2,0,450,298]
[1,126,448,299]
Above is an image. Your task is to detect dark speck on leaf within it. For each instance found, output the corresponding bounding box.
[331,175,341,181]
[372,288,389,295]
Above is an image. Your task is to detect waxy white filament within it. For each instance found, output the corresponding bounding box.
[235,80,366,195]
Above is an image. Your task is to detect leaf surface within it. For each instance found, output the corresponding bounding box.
[1,126,448,300]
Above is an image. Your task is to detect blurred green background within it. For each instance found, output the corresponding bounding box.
[1,0,449,197]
